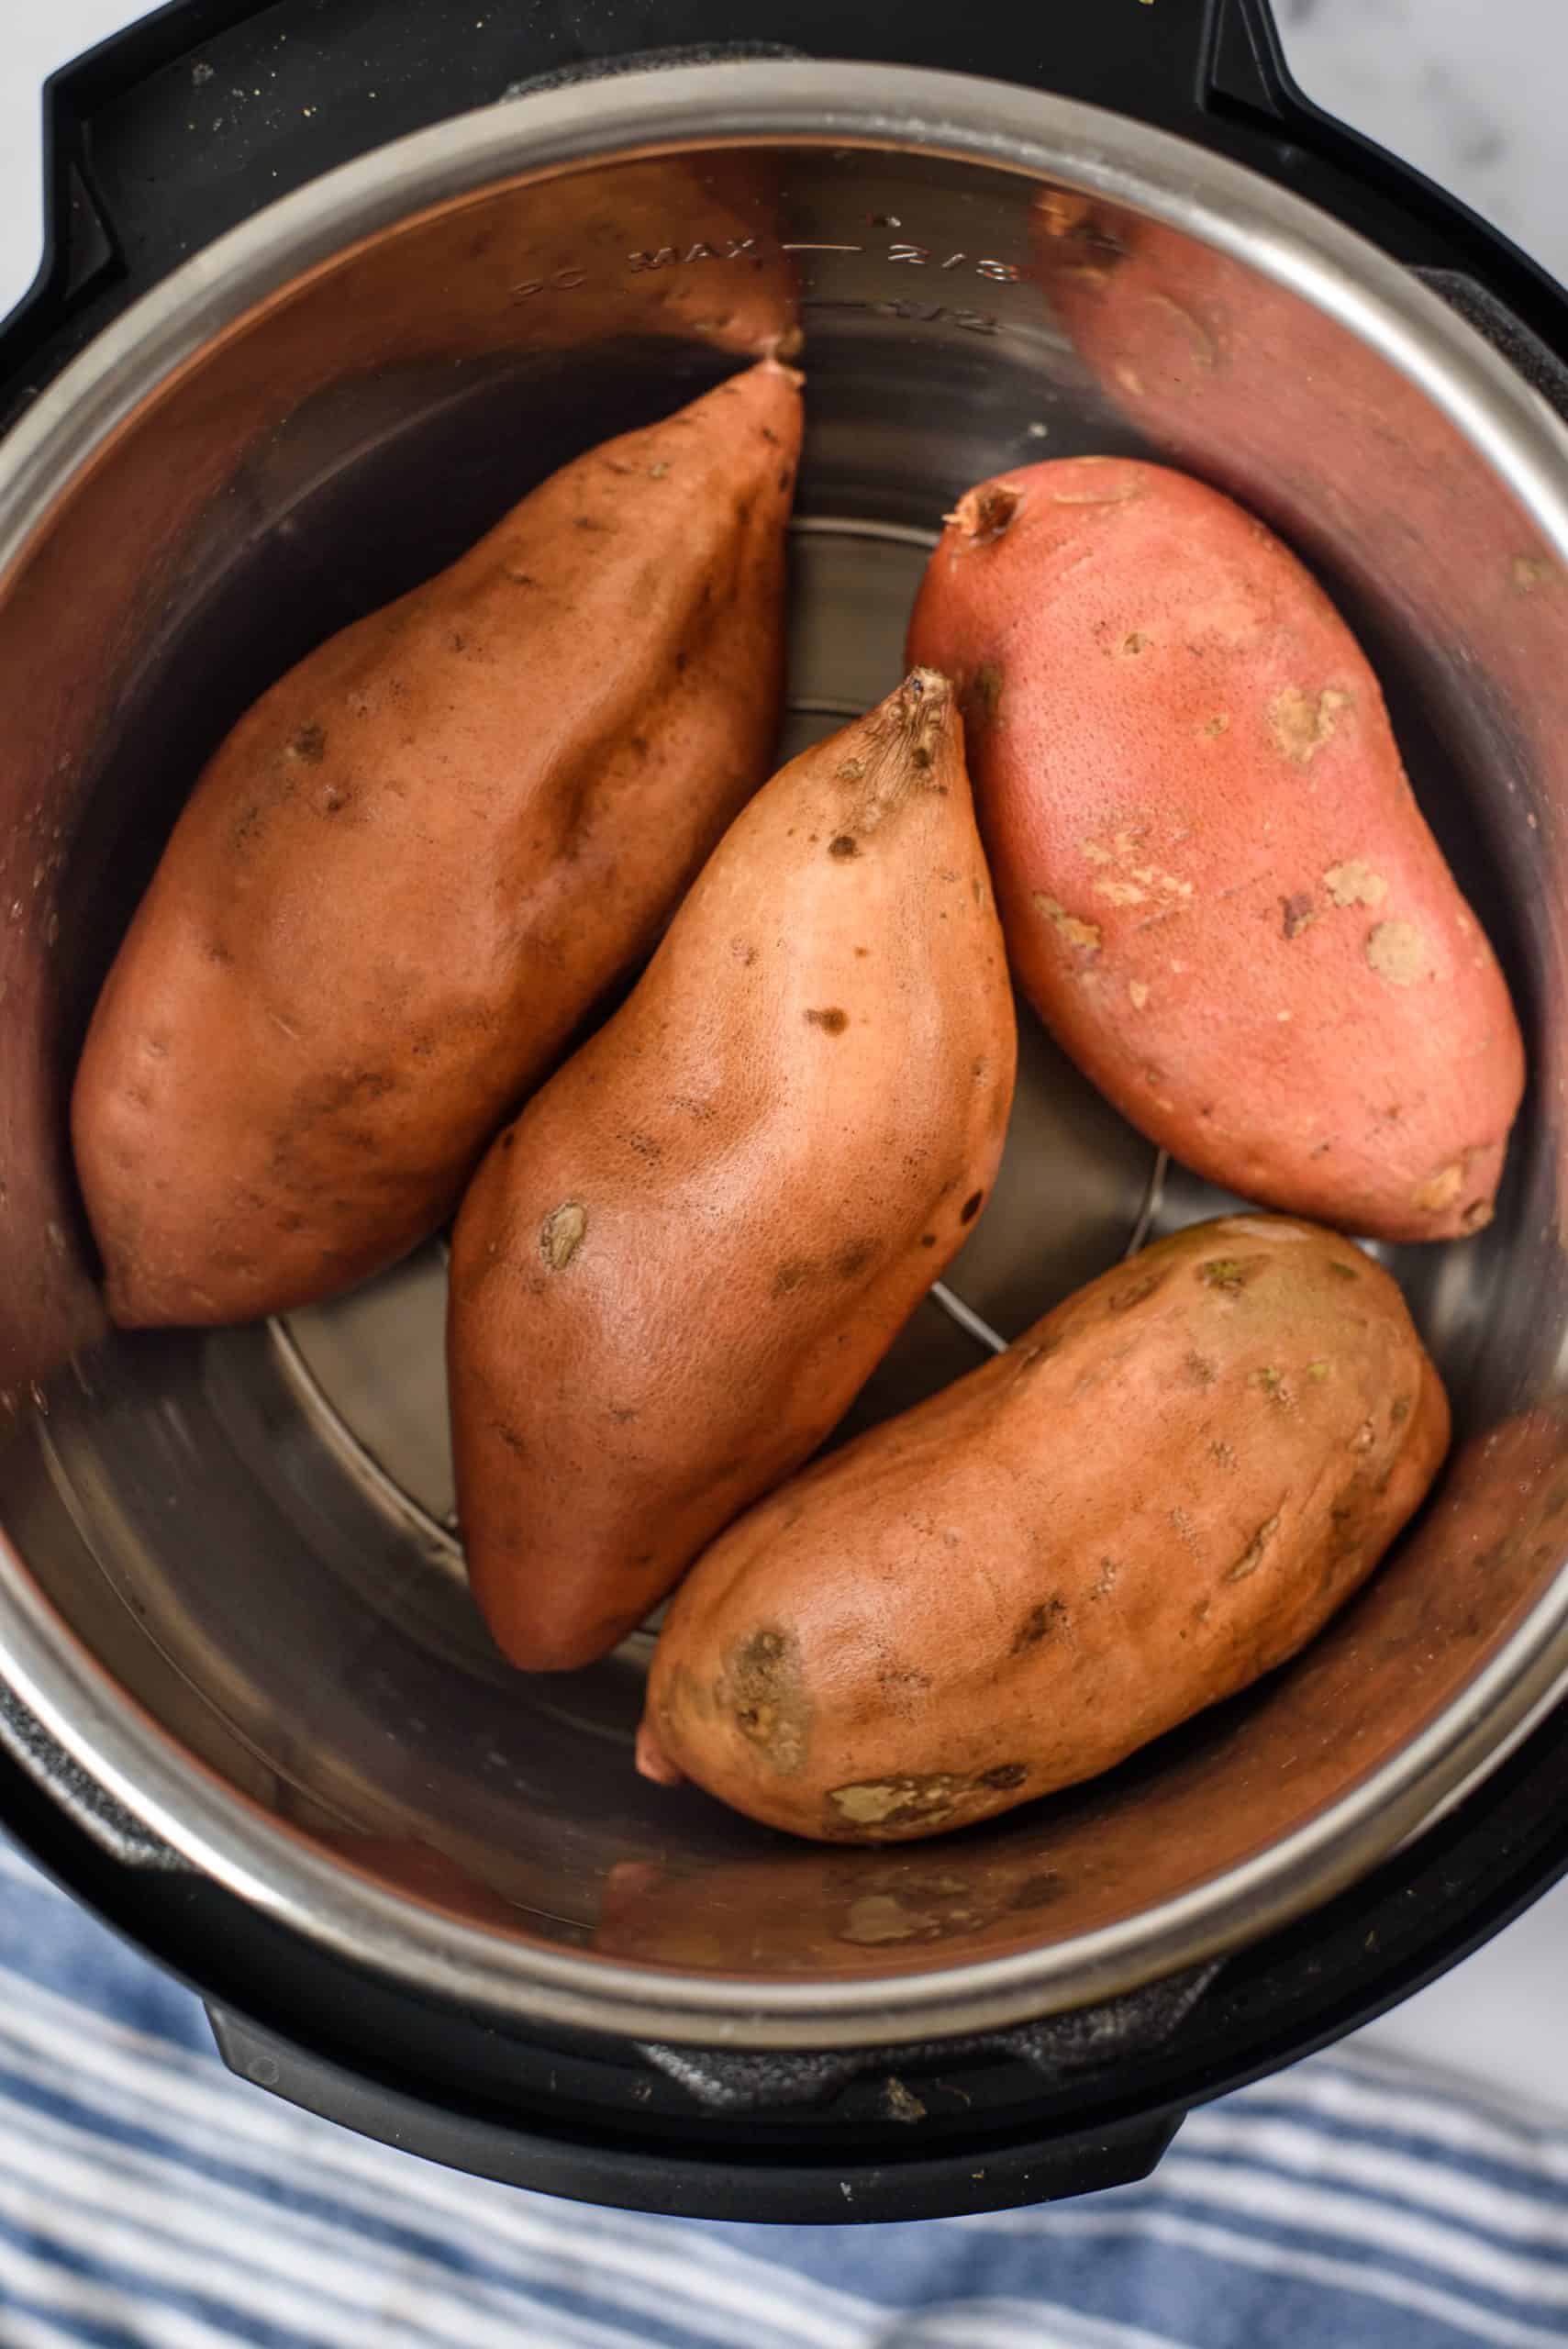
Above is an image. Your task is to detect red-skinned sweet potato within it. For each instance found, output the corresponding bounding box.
[906,455,1524,1241]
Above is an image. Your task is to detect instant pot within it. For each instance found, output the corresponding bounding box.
[5,0,1568,2223]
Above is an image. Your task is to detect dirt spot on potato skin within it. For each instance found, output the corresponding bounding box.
[1012,1597,1069,1652]
[828,835,858,859]
[1323,860,1386,909]
[1281,892,1317,940]
[1033,895,1102,954]
[1270,685,1351,764]
[773,1239,882,1296]
[1365,919,1427,986]
[960,1190,984,1223]
[805,1007,849,1033]
[539,1202,587,1271]
[1197,1256,1268,1293]
[1412,1158,1477,1214]
[828,1776,959,1830]
[965,662,1005,729]
[1108,1267,1167,1313]
[284,722,327,765]
[827,1760,1029,1835]
[835,1238,880,1279]
[722,1628,811,1776]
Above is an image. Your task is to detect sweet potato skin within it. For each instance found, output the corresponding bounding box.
[72,361,802,1328]
[906,455,1524,1241]
[448,672,1017,1673]
[642,1215,1450,1842]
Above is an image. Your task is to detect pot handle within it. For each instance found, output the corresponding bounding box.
[206,2001,1187,2219]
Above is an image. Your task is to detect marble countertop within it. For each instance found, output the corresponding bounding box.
[0,0,1564,2112]
[1282,0,1568,283]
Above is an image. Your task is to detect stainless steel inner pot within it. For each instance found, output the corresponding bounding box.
[5,62,1568,2051]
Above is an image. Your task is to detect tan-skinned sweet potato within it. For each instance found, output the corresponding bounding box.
[906,455,1525,1241]
[448,670,1017,1673]
[72,360,803,1328]
[639,1214,1450,1842]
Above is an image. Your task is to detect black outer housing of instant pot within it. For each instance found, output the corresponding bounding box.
[4,0,1568,2222]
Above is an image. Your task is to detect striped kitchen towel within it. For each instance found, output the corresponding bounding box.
[1,1831,1565,2349]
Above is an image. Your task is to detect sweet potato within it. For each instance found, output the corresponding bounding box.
[906,455,1524,1241]
[72,360,803,1327]
[448,671,1017,1672]
[640,1215,1449,1842]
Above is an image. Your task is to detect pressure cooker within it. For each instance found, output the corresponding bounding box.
[4,0,1568,2223]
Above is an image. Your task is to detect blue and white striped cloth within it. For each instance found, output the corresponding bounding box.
[2,1830,1566,2349]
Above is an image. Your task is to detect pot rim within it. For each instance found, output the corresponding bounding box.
[4,58,1568,2050]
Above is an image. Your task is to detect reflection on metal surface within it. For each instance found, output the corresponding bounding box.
[0,66,1567,2046]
